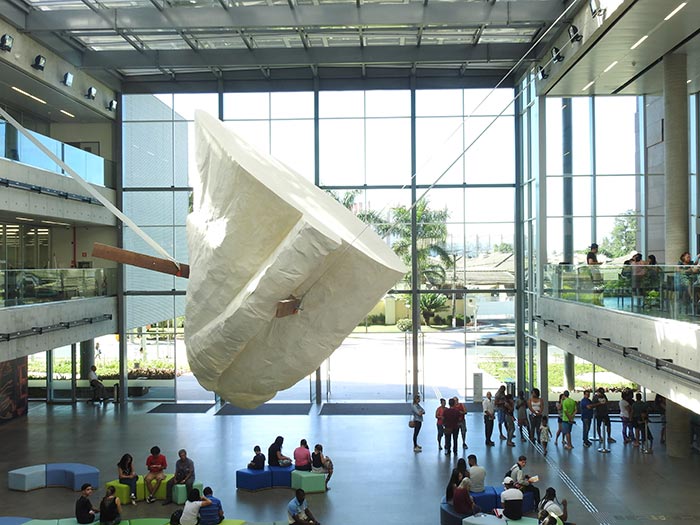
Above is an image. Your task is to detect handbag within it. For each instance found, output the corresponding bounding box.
[408,420,416,428]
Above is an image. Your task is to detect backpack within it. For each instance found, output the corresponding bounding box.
[170,509,183,525]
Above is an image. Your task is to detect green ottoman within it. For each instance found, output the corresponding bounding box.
[142,474,174,501]
[129,520,168,525]
[173,481,204,504]
[219,521,246,525]
[290,470,326,493]
[105,479,135,502]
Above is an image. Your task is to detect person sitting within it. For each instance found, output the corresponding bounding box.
[538,487,575,525]
[163,449,195,505]
[310,444,333,491]
[99,485,122,525]
[467,454,486,493]
[294,439,312,471]
[268,436,292,467]
[453,478,481,517]
[247,445,265,470]
[75,483,99,524]
[445,468,463,504]
[88,365,108,402]
[288,489,321,525]
[144,446,167,503]
[198,487,224,525]
[180,489,211,525]
[501,477,524,520]
[508,455,540,506]
[538,511,561,525]
[117,454,138,505]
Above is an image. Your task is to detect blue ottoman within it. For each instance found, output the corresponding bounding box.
[268,465,295,487]
[236,468,272,491]
[470,487,498,513]
[0,518,32,525]
[8,465,46,492]
[439,496,464,525]
[46,463,100,491]
[493,486,535,512]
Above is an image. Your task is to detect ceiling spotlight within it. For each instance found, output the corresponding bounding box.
[86,86,97,100]
[62,72,74,87]
[31,55,46,71]
[551,47,564,63]
[0,34,13,52]
[107,99,118,112]
[568,25,582,43]
[537,65,549,81]
[589,0,600,16]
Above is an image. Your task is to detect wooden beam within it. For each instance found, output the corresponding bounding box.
[92,242,190,278]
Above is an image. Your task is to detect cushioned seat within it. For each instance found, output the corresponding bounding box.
[173,480,203,504]
[105,479,136,502]
[268,465,295,487]
[236,468,272,491]
[470,487,498,513]
[57,518,85,525]
[8,465,47,492]
[290,470,326,493]
[22,521,58,525]
[46,463,100,491]
[440,496,469,525]
[0,518,32,525]
[506,518,538,524]
[129,519,169,525]
[461,514,503,525]
[219,521,246,525]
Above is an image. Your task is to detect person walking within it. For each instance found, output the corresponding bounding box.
[411,393,425,452]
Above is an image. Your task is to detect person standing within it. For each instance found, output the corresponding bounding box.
[144,446,167,503]
[579,390,593,448]
[482,392,496,446]
[528,389,544,444]
[504,393,516,447]
[590,388,616,445]
[163,449,195,505]
[455,396,468,449]
[198,487,224,525]
[411,393,425,452]
[99,486,122,525]
[561,390,576,450]
[75,483,99,524]
[443,397,460,455]
[435,398,446,450]
[619,389,634,444]
[516,391,529,443]
[494,385,507,440]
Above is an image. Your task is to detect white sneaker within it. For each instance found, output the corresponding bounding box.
[414,446,422,452]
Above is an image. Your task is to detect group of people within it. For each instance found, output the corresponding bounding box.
[248,436,334,491]
[429,394,468,454]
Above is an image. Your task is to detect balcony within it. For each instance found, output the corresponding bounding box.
[0,120,115,188]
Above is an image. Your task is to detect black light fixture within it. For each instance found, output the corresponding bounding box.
[62,72,74,87]
[568,25,582,43]
[537,65,549,81]
[86,86,97,100]
[31,55,46,71]
[0,34,13,52]
[551,47,564,63]
[106,99,118,112]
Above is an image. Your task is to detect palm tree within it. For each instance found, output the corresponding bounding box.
[382,199,452,287]
[326,189,386,231]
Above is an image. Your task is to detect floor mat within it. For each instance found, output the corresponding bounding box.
[215,403,312,415]
[319,403,412,415]
[148,403,214,414]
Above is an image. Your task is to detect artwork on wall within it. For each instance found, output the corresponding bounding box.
[0,356,28,423]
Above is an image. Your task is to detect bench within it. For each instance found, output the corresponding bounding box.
[8,465,47,492]
[46,463,100,491]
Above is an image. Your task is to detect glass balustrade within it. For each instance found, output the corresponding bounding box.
[0,268,117,307]
[0,120,115,188]
[543,263,700,322]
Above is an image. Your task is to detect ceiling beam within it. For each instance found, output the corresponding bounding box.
[78,43,531,70]
[24,1,567,32]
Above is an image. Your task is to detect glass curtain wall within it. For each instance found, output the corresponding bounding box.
[123,86,517,403]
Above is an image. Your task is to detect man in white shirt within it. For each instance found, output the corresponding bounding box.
[87,365,107,402]
[501,477,523,520]
[467,455,486,493]
[482,392,495,446]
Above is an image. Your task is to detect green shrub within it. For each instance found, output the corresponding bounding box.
[432,314,446,325]
[396,318,412,332]
[366,313,386,325]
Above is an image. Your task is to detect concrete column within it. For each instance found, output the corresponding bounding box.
[538,339,549,413]
[663,53,689,261]
[79,339,95,379]
[666,399,691,458]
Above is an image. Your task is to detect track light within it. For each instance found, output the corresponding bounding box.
[0,34,13,52]
[107,100,118,112]
[86,86,97,100]
[551,47,564,63]
[589,0,600,16]
[568,25,582,43]
[32,55,46,71]
[62,72,74,87]
[537,65,549,81]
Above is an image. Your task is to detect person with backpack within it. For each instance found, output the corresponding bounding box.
[507,455,540,506]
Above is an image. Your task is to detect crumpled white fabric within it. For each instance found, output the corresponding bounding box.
[185,111,406,408]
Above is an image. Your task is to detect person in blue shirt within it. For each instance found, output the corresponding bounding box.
[287,489,320,525]
[198,487,223,525]
[580,389,594,448]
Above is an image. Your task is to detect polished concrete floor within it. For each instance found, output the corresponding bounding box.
[0,401,697,525]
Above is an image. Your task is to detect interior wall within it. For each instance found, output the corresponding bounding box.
[645,94,666,262]
[52,226,117,268]
[50,123,115,161]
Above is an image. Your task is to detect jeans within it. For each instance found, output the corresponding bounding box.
[582,417,592,443]
[165,477,193,503]
[458,421,467,444]
[484,416,494,443]
[119,476,137,498]
[445,428,458,452]
[436,423,445,447]
[412,421,422,447]
[529,414,542,442]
